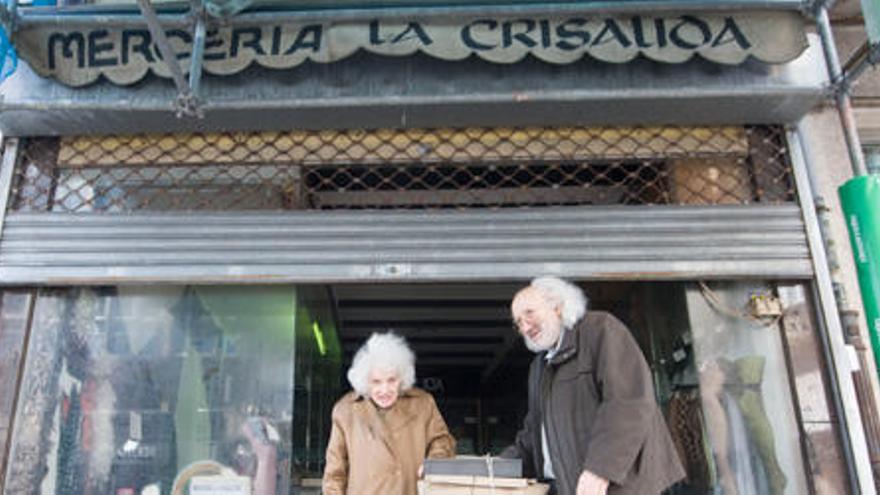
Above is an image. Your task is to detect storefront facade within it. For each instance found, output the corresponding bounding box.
[0,1,876,494]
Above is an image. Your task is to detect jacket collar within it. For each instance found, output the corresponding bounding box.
[352,389,421,430]
[353,388,421,460]
[547,323,578,366]
[348,387,419,403]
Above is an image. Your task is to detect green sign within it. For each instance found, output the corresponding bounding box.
[840,175,880,381]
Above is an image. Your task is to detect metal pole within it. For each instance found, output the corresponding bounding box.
[841,41,880,90]
[816,5,869,177]
[789,125,876,495]
[185,0,206,118]
[136,0,191,107]
[188,11,205,102]
[0,138,20,240]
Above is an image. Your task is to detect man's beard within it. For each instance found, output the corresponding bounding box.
[522,320,564,353]
[523,335,548,353]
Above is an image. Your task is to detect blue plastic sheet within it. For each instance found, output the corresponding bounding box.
[0,23,16,84]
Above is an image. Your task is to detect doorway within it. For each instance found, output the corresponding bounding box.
[327,282,657,459]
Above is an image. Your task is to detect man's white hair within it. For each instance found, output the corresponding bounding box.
[530,276,588,329]
[347,332,416,397]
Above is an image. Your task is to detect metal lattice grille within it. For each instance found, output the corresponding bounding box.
[9,126,795,213]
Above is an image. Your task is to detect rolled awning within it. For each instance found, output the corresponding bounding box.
[11,9,808,87]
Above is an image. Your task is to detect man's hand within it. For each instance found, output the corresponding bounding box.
[576,470,609,495]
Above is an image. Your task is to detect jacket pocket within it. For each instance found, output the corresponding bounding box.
[554,365,584,382]
[554,360,594,383]
[553,362,600,407]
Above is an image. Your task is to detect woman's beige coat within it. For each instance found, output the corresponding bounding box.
[322,387,456,495]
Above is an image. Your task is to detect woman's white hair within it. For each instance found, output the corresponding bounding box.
[530,276,588,329]
[347,332,416,397]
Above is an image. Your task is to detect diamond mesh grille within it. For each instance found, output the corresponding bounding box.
[8,125,795,212]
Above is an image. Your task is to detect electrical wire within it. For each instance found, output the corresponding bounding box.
[698,281,784,328]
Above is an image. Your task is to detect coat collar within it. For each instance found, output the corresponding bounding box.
[547,322,579,366]
[346,387,419,404]
[352,388,422,460]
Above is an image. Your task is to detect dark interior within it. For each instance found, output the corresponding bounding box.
[327,281,684,457]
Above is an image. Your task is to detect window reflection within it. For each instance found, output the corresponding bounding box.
[682,282,808,495]
[4,286,308,495]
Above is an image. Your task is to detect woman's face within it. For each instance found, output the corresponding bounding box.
[368,367,401,409]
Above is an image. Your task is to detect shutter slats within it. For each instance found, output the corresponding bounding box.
[0,205,812,284]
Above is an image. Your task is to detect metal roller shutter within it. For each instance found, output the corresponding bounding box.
[0,204,811,284]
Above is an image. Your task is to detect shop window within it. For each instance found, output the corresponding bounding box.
[0,291,33,490]
[865,145,880,174]
[1,286,341,495]
[661,281,812,495]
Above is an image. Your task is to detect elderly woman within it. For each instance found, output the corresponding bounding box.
[322,332,456,495]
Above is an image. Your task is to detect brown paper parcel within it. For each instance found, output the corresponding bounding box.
[418,475,550,495]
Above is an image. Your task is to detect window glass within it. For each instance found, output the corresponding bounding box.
[865,146,880,175]
[0,291,33,484]
[3,286,306,495]
[680,281,810,495]
[290,287,343,488]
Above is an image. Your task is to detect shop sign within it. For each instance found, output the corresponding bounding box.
[14,11,808,87]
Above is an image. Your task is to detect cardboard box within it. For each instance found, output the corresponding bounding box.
[668,157,751,205]
[418,475,550,495]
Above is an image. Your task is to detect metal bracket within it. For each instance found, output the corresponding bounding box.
[802,0,837,16]
[136,0,206,119]
[840,41,880,93]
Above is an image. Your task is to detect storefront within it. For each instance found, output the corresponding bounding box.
[0,1,875,494]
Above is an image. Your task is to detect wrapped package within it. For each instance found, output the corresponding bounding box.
[424,456,522,478]
[417,475,550,495]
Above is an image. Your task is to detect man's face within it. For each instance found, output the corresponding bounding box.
[511,287,564,353]
[368,367,401,409]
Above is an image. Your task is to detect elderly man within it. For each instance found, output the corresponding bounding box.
[503,276,684,495]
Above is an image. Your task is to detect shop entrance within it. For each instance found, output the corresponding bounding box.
[321,280,813,495]
[326,282,671,457]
